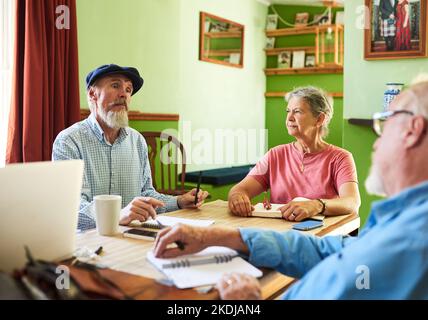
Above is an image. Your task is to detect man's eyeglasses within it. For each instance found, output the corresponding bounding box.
[372,110,414,136]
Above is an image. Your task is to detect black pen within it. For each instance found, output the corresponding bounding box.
[194,171,202,205]
[155,219,185,250]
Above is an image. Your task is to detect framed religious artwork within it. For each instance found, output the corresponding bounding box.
[364,0,427,60]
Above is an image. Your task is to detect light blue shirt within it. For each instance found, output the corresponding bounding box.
[52,114,179,231]
[240,181,428,299]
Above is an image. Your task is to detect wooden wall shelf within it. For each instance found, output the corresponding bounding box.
[348,118,373,127]
[205,31,242,38]
[266,24,342,37]
[265,91,343,98]
[264,66,343,75]
[80,109,179,121]
[265,46,335,55]
[208,49,241,57]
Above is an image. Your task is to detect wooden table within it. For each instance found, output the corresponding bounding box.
[76,200,360,300]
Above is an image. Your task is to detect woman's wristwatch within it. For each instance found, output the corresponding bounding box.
[315,198,326,214]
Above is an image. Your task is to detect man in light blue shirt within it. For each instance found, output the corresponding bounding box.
[53,64,208,231]
[153,79,428,299]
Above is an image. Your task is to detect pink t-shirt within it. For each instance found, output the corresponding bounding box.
[248,143,358,203]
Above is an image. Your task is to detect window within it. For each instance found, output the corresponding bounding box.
[0,0,15,166]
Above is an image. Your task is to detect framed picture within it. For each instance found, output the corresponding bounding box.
[266,14,278,30]
[305,54,316,67]
[295,12,309,27]
[364,0,427,60]
[292,50,305,68]
[335,11,344,25]
[277,51,291,68]
[313,13,331,25]
[266,37,276,49]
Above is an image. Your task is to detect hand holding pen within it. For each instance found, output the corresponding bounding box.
[194,171,202,205]
[176,172,209,209]
[263,192,272,210]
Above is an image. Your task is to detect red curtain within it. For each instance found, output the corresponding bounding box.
[6,0,80,163]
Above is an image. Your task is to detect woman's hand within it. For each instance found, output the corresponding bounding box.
[228,192,254,217]
[280,199,323,221]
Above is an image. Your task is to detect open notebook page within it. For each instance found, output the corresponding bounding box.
[251,197,325,221]
[147,246,262,289]
[130,216,215,229]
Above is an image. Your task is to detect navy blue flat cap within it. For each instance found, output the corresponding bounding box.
[86,64,144,95]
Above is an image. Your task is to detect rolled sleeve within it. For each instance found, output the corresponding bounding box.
[239,228,350,278]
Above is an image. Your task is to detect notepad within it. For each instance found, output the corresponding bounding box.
[251,197,325,221]
[146,246,262,289]
[130,216,215,229]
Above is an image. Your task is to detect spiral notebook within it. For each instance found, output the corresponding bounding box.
[130,216,215,229]
[251,197,325,221]
[147,246,262,289]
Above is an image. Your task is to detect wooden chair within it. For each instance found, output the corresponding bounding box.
[140,131,186,196]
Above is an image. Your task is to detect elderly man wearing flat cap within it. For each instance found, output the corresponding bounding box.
[52,64,208,231]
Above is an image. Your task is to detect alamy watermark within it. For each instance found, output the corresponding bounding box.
[355,265,370,290]
[55,265,70,290]
[157,122,267,167]
[55,5,70,30]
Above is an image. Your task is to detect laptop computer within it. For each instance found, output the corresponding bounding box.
[0,160,83,273]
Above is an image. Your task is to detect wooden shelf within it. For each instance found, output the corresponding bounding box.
[322,0,344,8]
[264,66,343,75]
[205,31,242,38]
[265,46,335,55]
[80,109,179,121]
[265,91,343,98]
[266,24,342,37]
[348,118,373,127]
[207,49,241,57]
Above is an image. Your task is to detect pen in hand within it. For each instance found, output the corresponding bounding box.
[155,219,185,251]
[263,191,271,210]
[194,171,202,205]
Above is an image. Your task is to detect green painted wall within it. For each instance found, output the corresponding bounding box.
[343,0,428,225]
[265,5,344,148]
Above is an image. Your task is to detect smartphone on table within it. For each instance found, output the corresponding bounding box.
[123,228,158,241]
[292,220,324,231]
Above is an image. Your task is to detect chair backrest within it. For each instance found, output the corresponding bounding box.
[140,131,186,196]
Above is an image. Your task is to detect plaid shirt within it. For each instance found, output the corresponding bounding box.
[52,114,179,231]
[381,18,396,37]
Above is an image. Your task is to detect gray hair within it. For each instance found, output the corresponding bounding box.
[86,85,96,113]
[285,86,334,138]
[407,74,428,119]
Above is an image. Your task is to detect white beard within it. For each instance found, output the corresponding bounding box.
[365,163,387,197]
[98,108,128,129]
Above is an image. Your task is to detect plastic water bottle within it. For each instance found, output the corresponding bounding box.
[383,83,404,111]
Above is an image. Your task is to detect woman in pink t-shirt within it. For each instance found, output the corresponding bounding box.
[228,86,361,221]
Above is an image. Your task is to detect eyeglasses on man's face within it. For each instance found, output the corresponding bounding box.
[372,110,414,137]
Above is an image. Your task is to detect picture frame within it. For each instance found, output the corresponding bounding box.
[292,50,305,68]
[364,0,427,60]
[305,54,316,67]
[313,13,331,26]
[335,11,344,25]
[266,14,278,30]
[277,51,291,68]
[266,37,276,49]
[295,12,309,27]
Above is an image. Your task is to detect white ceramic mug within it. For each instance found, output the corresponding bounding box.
[94,195,122,236]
